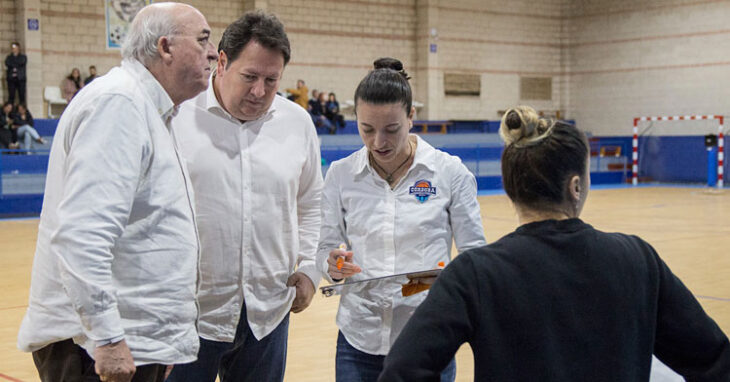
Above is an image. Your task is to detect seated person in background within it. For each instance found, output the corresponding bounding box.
[62,67,82,102]
[379,105,730,381]
[12,103,46,150]
[308,88,333,133]
[1,101,19,150]
[307,88,319,112]
[83,65,97,86]
[325,92,345,132]
[285,79,308,109]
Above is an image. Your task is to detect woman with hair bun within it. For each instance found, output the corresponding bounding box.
[379,105,730,381]
[316,58,486,381]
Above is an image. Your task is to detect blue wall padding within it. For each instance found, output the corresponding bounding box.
[0,194,43,217]
[34,119,58,136]
[3,132,726,218]
[1,155,50,174]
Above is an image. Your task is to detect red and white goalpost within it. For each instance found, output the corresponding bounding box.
[632,115,725,188]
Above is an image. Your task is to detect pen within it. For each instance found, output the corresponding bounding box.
[336,243,347,270]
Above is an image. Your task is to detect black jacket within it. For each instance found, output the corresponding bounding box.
[12,110,33,127]
[5,53,27,81]
[381,219,730,381]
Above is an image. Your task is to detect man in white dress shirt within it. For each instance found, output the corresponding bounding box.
[17,3,217,382]
[166,11,323,382]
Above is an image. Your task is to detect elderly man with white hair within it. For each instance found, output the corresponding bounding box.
[17,3,217,382]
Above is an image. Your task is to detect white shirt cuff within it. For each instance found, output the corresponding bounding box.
[79,307,125,344]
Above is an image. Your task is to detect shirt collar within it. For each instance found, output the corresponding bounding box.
[121,59,176,122]
[350,134,438,176]
[204,71,278,124]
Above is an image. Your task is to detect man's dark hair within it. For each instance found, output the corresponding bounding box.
[218,10,291,67]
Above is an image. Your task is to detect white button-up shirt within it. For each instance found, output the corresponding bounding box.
[316,135,486,355]
[172,84,323,341]
[17,59,200,365]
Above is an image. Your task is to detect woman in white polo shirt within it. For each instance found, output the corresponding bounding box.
[316,57,487,382]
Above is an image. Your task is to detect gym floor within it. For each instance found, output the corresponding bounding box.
[1,186,727,381]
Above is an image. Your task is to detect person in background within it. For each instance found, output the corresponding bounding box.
[5,42,27,104]
[316,57,486,382]
[379,105,730,381]
[17,3,217,381]
[307,88,319,112]
[285,79,308,109]
[167,10,323,382]
[61,67,83,102]
[84,65,98,86]
[12,103,46,150]
[325,92,345,133]
[308,88,332,133]
[0,101,20,150]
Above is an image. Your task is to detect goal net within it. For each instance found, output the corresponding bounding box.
[632,115,725,188]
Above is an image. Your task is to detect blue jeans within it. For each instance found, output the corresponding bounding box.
[17,124,41,150]
[166,306,289,382]
[336,331,456,382]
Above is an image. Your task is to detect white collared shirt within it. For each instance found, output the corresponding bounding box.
[316,135,486,355]
[17,59,200,365]
[171,83,323,341]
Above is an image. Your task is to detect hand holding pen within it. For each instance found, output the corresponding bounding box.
[327,243,361,281]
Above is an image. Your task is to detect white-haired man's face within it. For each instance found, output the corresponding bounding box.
[165,7,217,103]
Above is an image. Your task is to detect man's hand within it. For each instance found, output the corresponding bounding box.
[287,272,315,313]
[94,340,135,382]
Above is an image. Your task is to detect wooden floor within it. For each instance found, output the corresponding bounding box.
[1,186,728,381]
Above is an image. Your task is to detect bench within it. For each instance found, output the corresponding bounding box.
[413,120,452,134]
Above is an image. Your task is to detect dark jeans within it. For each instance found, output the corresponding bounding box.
[32,338,167,382]
[0,129,14,149]
[7,77,26,105]
[166,306,290,382]
[336,331,456,382]
[327,114,346,130]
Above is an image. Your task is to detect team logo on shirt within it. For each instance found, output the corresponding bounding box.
[409,179,437,203]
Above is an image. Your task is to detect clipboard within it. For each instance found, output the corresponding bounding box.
[320,268,442,297]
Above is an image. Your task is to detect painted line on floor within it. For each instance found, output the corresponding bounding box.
[0,372,25,382]
[478,183,725,194]
[696,295,730,303]
[0,305,27,311]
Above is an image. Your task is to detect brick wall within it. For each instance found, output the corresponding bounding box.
[1,0,576,121]
[1,0,17,99]
[40,0,118,93]
[565,0,730,136]
[8,0,730,132]
[270,0,417,118]
[37,0,245,102]
[432,0,567,120]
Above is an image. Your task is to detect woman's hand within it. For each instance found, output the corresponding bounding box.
[327,248,361,281]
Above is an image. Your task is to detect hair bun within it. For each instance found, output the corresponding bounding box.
[505,111,522,130]
[499,105,553,146]
[373,57,410,80]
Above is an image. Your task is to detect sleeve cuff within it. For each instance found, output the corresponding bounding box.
[297,264,323,290]
[79,307,125,343]
[95,334,125,347]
